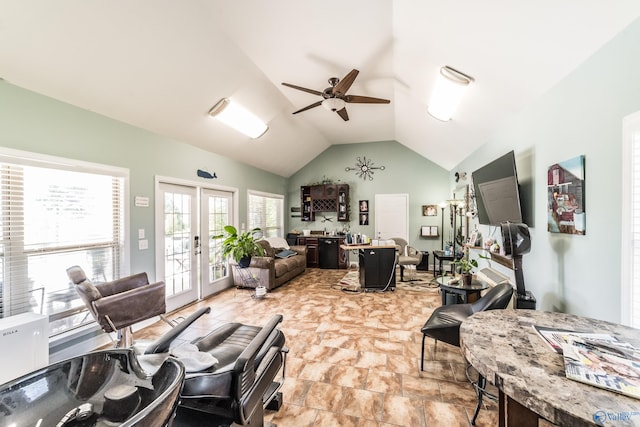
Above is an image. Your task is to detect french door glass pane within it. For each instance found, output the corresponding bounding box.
[164,192,192,296]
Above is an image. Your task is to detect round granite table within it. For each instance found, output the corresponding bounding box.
[460,310,640,427]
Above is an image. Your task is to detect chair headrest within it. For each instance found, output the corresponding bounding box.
[472,283,514,312]
[66,265,88,284]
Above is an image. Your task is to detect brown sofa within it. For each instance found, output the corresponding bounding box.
[231,239,307,291]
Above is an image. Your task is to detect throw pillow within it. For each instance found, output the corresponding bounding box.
[275,249,297,259]
[264,237,290,250]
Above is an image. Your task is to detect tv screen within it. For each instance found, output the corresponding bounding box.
[472,151,523,226]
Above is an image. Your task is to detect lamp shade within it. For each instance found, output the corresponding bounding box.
[427,66,474,121]
[208,98,268,139]
[322,98,346,112]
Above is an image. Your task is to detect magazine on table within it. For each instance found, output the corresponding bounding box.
[562,336,640,400]
[533,325,619,354]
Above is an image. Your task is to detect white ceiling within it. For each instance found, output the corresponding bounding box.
[1,1,639,177]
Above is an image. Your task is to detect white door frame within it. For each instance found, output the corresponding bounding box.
[155,176,239,312]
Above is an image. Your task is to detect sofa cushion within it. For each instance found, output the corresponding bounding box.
[274,256,302,277]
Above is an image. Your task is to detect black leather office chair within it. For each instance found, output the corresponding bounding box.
[420,283,513,425]
[420,282,513,367]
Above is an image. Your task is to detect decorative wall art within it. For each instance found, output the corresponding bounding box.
[420,226,439,237]
[423,205,438,216]
[359,199,369,225]
[547,155,585,235]
[345,157,385,181]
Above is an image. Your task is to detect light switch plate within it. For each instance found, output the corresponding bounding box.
[138,228,145,239]
[138,239,148,250]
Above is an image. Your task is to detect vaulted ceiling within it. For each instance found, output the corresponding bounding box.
[1,1,639,177]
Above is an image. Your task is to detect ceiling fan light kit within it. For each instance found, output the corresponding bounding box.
[282,69,390,121]
[208,98,268,139]
[322,98,346,111]
[427,65,474,122]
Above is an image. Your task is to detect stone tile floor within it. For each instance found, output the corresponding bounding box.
[138,268,499,426]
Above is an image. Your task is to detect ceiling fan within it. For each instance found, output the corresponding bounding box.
[282,69,390,121]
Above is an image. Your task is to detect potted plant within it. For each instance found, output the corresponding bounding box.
[453,247,478,286]
[215,225,265,268]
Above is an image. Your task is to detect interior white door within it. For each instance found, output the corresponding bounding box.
[201,188,233,298]
[157,182,199,312]
[374,194,409,241]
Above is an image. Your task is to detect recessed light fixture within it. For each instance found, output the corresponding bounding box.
[427,66,474,122]
[208,98,268,139]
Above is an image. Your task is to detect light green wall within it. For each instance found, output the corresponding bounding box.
[0,80,286,280]
[286,141,450,252]
[454,17,640,323]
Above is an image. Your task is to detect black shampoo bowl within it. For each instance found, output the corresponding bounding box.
[0,348,184,426]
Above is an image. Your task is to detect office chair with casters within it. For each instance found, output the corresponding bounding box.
[420,282,513,425]
[391,237,422,281]
[66,265,167,348]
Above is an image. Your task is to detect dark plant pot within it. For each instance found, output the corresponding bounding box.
[462,273,472,287]
[238,256,252,268]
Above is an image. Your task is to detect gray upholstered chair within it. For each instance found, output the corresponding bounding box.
[391,237,423,281]
[66,265,166,347]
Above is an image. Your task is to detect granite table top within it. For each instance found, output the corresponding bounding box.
[460,310,640,426]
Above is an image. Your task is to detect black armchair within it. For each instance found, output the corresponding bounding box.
[420,282,513,368]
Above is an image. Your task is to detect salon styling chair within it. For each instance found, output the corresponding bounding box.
[144,307,287,426]
[391,237,422,281]
[420,282,513,425]
[66,265,166,348]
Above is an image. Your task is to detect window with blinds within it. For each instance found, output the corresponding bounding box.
[623,112,640,328]
[0,150,126,337]
[248,190,283,238]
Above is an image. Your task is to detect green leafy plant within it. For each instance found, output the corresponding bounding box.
[214,225,265,264]
[453,247,478,274]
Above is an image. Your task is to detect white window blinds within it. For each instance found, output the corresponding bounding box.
[623,112,640,328]
[0,150,126,336]
[248,191,283,238]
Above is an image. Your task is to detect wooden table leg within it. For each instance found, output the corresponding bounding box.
[499,390,538,427]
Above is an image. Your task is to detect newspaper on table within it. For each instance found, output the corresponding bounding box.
[533,325,619,354]
[562,336,640,400]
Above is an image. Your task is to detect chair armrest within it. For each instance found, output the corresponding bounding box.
[232,315,284,423]
[248,256,274,269]
[289,245,307,255]
[407,245,422,260]
[93,281,166,331]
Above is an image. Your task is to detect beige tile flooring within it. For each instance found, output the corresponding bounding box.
[138,268,498,427]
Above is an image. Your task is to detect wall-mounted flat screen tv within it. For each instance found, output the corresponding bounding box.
[472,150,523,226]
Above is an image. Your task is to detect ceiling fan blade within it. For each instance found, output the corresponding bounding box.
[282,82,324,97]
[332,69,359,95]
[336,107,349,121]
[345,95,390,104]
[292,101,322,114]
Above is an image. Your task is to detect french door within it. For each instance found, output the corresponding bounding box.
[201,188,233,297]
[157,181,234,312]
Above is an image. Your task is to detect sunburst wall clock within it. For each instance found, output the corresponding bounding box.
[345,156,385,181]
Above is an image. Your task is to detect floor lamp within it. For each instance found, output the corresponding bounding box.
[439,201,447,250]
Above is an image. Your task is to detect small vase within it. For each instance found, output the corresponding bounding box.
[238,256,252,268]
[462,273,472,287]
